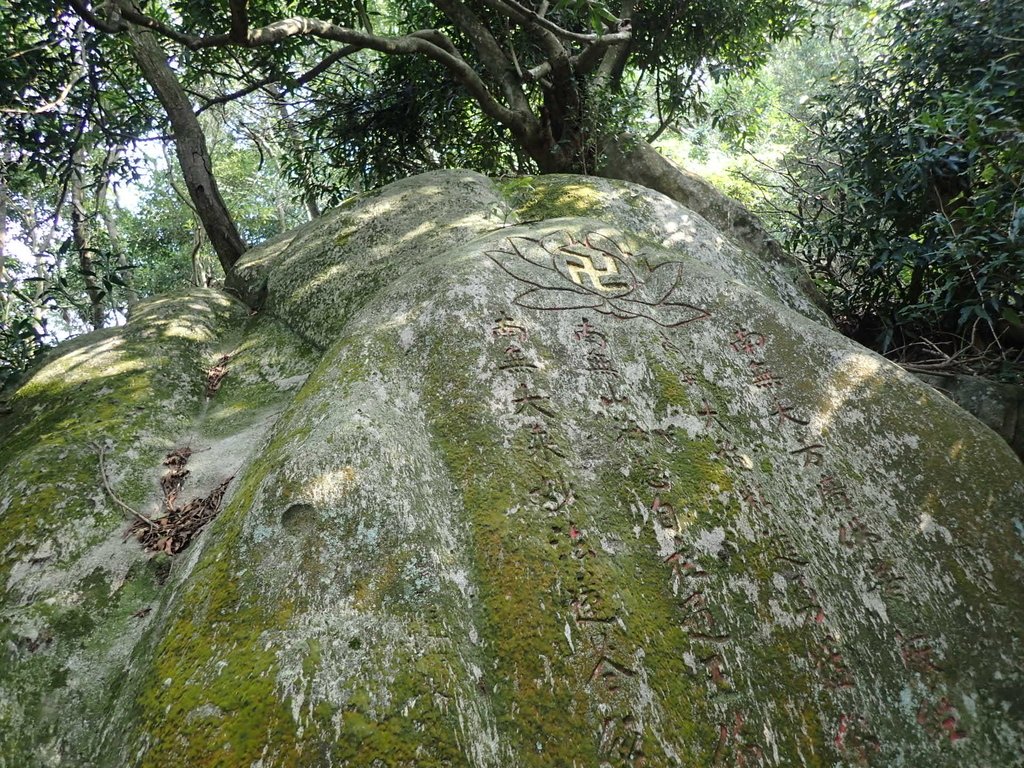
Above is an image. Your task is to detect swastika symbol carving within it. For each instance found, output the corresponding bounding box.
[486,232,712,328]
[565,252,622,293]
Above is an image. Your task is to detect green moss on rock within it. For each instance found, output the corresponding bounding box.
[1,171,1022,767]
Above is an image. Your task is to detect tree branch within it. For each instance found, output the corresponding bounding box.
[126,23,247,276]
[117,4,231,48]
[93,440,156,528]
[71,2,595,171]
[228,0,249,44]
[429,0,531,116]
[0,74,87,115]
[493,0,628,44]
[573,22,630,76]
[67,0,123,33]
[74,1,527,134]
[595,0,634,85]
[196,46,359,113]
[524,27,631,82]
[232,18,522,127]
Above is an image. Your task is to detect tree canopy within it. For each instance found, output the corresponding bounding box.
[0,0,806,380]
[8,0,807,203]
[767,0,1024,364]
[1,0,1021,386]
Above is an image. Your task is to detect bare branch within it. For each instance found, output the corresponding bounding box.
[196,46,360,113]
[117,4,231,48]
[67,0,123,34]
[571,26,629,76]
[430,0,531,115]
[93,440,157,528]
[494,0,629,44]
[525,28,631,81]
[0,74,87,114]
[408,29,462,56]
[478,0,562,58]
[595,0,634,85]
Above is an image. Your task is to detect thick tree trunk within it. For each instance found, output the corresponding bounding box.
[125,25,248,291]
[95,148,139,315]
[597,134,830,313]
[267,87,321,221]
[0,173,11,329]
[70,152,106,330]
[0,173,8,278]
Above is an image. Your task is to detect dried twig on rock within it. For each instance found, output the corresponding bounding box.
[93,440,156,529]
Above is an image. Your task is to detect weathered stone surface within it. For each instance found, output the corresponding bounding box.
[1,170,1022,767]
[915,372,1024,460]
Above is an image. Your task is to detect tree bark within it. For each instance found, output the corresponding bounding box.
[125,24,248,289]
[595,0,634,86]
[0,172,8,276]
[95,147,139,314]
[70,151,107,330]
[0,172,11,330]
[189,219,208,288]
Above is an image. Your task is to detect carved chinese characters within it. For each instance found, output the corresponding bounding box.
[475,226,1004,764]
[487,308,647,766]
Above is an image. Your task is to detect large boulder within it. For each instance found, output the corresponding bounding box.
[1,171,1021,767]
[913,372,1024,460]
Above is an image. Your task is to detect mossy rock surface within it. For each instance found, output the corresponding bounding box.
[1,171,1021,767]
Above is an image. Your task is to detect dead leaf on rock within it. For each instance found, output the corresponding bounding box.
[130,477,233,555]
[163,447,192,467]
[206,355,230,397]
[159,447,192,509]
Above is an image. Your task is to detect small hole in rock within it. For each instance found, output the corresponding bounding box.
[281,503,315,532]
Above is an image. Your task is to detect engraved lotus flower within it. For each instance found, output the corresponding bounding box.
[486,232,710,328]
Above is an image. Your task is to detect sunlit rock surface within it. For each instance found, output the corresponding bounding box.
[1,171,1021,767]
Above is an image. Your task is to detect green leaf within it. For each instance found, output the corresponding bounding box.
[1001,306,1023,328]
